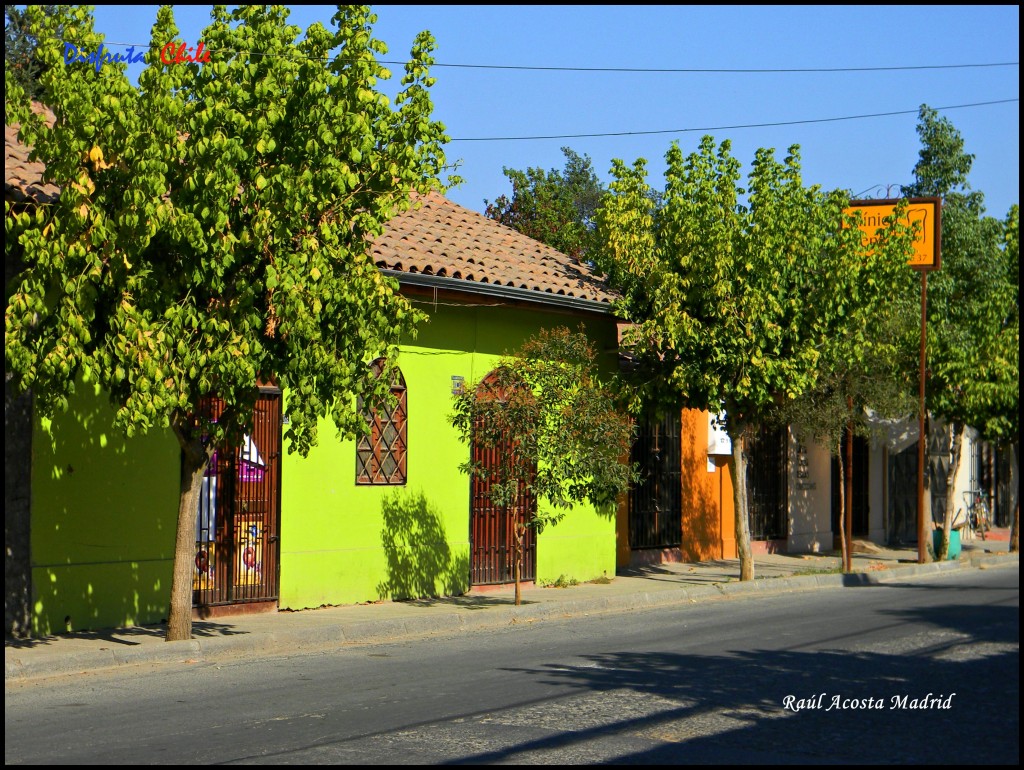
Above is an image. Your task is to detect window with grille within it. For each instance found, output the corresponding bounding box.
[355,360,407,485]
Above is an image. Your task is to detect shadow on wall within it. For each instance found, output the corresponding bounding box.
[33,560,170,638]
[595,501,617,523]
[376,489,469,601]
[31,382,178,635]
[6,382,33,638]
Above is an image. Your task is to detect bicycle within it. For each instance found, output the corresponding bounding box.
[956,490,992,541]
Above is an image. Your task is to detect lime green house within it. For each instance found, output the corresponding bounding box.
[277,192,620,611]
[8,136,620,633]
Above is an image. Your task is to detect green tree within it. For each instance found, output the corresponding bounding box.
[5,5,452,640]
[777,204,917,572]
[999,205,1020,552]
[450,326,635,605]
[484,147,605,261]
[900,106,1019,559]
[4,5,59,99]
[595,137,912,580]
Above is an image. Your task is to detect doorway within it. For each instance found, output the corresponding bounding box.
[831,433,870,539]
[468,371,536,586]
[747,426,788,541]
[628,410,682,550]
[193,389,282,610]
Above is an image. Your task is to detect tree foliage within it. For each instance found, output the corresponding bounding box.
[900,106,1019,557]
[484,147,605,261]
[4,5,60,99]
[450,326,635,604]
[595,137,914,579]
[776,201,918,570]
[904,109,1019,444]
[5,5,452,639]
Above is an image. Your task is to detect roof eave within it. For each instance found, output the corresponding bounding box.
[381,269,616,316]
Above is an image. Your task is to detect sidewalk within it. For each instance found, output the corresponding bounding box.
[6,532,1016,684]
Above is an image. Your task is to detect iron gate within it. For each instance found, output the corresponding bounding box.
[888,441,919,545]
[831,433,870,537]
[193,389,282,607]
[747,426,788,540]
[629,410,682,549]
[469,372,536,586]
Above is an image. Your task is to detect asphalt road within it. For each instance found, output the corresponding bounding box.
[5,565,1018,765]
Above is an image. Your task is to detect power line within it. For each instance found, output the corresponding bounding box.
[447,99,1020,142]
[93,41,1020,74]
[397,61,1021,74]
[48,39,1021,144]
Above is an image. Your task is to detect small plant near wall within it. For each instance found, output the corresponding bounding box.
[545,574,579,589]
[451,326,636,606]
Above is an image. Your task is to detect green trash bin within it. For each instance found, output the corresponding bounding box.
[932,529,961,560]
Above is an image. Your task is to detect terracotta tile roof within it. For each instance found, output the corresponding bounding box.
[5,111,615,308]
[371,191,616,306]
[5,103,59,204]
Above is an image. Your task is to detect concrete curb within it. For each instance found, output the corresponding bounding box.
[6,551,1016,684]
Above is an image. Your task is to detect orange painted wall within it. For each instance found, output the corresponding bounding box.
[680,409,736,561]
[616,408,737,568]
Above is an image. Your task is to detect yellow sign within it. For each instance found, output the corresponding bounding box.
[846,198,941,270]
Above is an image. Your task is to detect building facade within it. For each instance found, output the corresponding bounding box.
[7,125,622,633]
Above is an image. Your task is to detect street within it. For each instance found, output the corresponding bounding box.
[5,565,1019,765]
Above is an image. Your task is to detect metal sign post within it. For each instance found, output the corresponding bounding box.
[846,198,941,563]
[917,272,929,563]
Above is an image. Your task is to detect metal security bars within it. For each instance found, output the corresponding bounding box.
[468,371,537,586]
[831,433,870,537]
[747,426,788,541]
[193,390,282,608]
[628,410,682,550]
[356,361,408,485]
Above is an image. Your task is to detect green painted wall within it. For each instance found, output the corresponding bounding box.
[279,302,619,609]
[30,383,179,634]
[26,302,619,632]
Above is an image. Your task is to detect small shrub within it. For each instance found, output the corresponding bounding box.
[546,574,579,588]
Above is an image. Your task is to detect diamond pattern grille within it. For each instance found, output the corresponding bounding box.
[356,362,408,485]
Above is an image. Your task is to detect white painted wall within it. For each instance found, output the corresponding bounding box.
[951,425,980,528]
[788,429,833,553]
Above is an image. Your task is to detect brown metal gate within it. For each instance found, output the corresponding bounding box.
[469,372,536,586]
[747,426,788,540]
[193,389,282,608]
[831,433,870,537]
[628,410,682,550]
[888,441,919,545]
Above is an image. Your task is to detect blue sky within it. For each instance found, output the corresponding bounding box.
[87,4,1019,219]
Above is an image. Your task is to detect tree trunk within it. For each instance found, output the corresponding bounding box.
[844,423,854,573]
[837,439,848,573]
[512,521,523,606]
[922,434,933,563]
[1009,441,1019,553]
[167,421,210,641]
[732,431,754,581]
[936,421,963,561]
